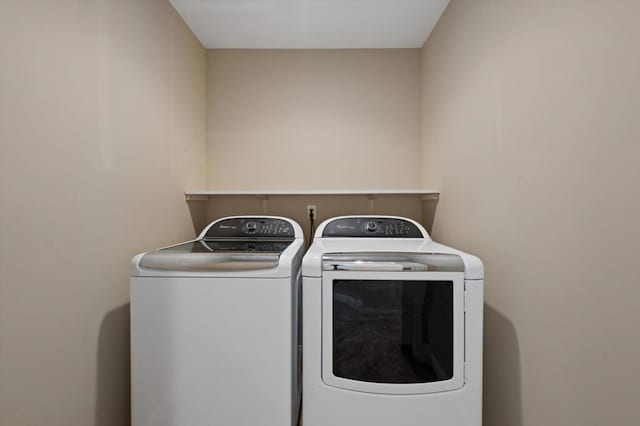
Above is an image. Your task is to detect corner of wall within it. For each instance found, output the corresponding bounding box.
[419,12,443,191]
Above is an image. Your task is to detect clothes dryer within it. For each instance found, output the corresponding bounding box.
[302,216,483,426]
[130,216,304,426]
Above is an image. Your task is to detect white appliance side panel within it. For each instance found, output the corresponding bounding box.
[464,279,484,422]
[302,275,484,426]
[291,269,302,425]
[131,276,293,426]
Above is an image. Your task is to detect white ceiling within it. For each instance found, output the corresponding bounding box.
[170,0,450,49]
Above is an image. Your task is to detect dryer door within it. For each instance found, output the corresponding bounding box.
[322,269,465,395]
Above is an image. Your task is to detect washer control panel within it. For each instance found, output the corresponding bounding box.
[204,217,295,239]
[321,217,424,238]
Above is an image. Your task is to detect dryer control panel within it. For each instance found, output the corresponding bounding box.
[204,217,295,239]
[321,217,424,238]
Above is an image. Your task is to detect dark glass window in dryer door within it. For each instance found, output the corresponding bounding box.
[332,280,453,384]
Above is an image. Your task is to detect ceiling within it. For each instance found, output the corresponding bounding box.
[169,0,450,49]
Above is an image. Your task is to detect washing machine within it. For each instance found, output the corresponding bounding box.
[302,215,484,426]
[130,216,304,426]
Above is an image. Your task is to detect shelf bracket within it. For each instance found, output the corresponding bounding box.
[257,195,269,214]
[185,194,209,202]
[421,193,440,201]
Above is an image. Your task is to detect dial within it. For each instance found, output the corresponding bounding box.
[245,222,257,233]
[366,221,378,232]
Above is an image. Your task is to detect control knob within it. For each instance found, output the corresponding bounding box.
[245,222,257,233]
[366,221,378,232]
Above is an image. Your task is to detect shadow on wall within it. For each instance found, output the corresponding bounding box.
[484,305,523,426]
[95,304,131,426]
[187,199,208,236]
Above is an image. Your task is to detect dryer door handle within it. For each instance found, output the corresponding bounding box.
[330,261,405,271]
[322,253,464,273]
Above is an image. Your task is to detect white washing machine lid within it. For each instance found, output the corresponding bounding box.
[138,241,285,272]
[131,216,304,278]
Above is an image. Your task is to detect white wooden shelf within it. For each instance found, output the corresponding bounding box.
[185,189,440,201]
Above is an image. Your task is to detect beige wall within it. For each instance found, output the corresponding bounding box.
[3,1,639,425]
[0,1,207,425]
[421,1,640,425]
[207,49,422,190]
